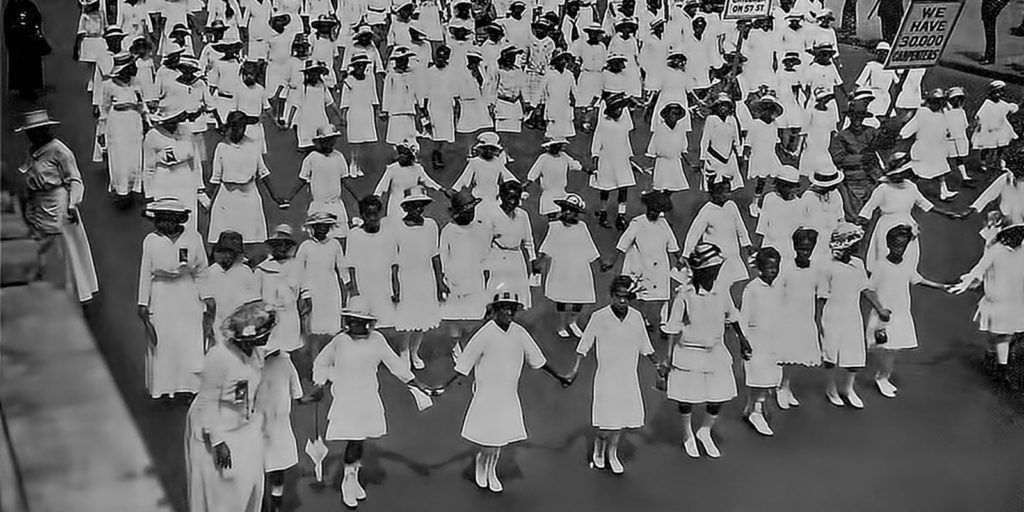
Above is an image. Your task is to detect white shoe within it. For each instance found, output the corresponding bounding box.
[569,322,585,338]
[749,202,760,217]
[875,378,897,398]
[747,412,774,436]
[695,428,720,458]
[608,452,624,474]
[788,393,800,407]
[845,390,865,409]
[411,354,426,370]
[776,388,790,410]
[474,454,487,488]
[341,466,359,508]
[591,447,606,469]
[557,328,571,339]
[826,389,844,407]
[940,189,959,201]
[354,464,367,500]
[682,436,699,458]
[487,464,503,493]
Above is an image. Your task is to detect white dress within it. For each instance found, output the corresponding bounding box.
[859,181,933,272]
[799,189,845,263]
[256,258,306,354]
[745,118,783,179]
[971,171,1024,225]
[423,65,459,143]
[374,162,442,219]
[663,284,739,403]
[776,260,823,366]
[866,257,922,350]
[440,220,492,321]
[455,320,548,447]
[340,75,380,144]
[393,218,442,331]
[972,99,1020,149]
[257,352,302,471]
[456,69,494,134]
[616,215,680,302]
[185,344,264,512]
[540,221,599,304]
[741,278,784,387]
[647,121,690,192]
[818,257,869,368]
[541,69,577,138]
[483,204,536,309]
[590,114,635,191]
[300,150,352,239]
[209,138,270,243]
[576,307,654,429]
[313,331,415,440]
[139,229,208,398]
[756,193,806,262]
[527,152,583,216]
[286,83,333,148]
[202,263,260,345]
[854,61,897,120]
[453,157,518,209]
[347,225,398,327]
[700,115,743,190]
[99,81,146,195]
[900,108,951,179]
[894,69,925,110]
[143,127,202,232]
[684,201,752,285]
[775,68,807,130]
[962,244,1024,334]
[296,238,347,335]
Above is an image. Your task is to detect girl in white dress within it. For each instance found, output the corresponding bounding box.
[283,60,338,150]
[202,231,259,347]
[383,47,424,144]
[435,290,571,493]
[137,197,208,400]
[775,51,807,153]
[346,196,398,327]
[800,169,846,263]
[256,224,310,373]
[591,94,637,231]
[662,243,752,459]
[440,191,492,354]
[647,102,690,193]
[972,81,1020,173]
[453,133,518,208]
[374,140,443,219]
[699,93,743,191]
[391,189,449,370]
[867,225,952,398]
[493,46,528,133]
[163,56,212,165]
[740,247,784,437]
[339,54,379,175]
[527,138,585,220]
[573,24,609,116]
[286,126,353,242]
[684,176,752,287]
[800,88,840,179]
[208,112,286,244]
[951,224,1024,388]
[969,154,1024,226]
[743,95,784,216]
[568,275,660,474]
[76,0,105,94]
[296,212,348,344]
[945,87,973,185]
[900,89,960,200]
[457,49,495,135]
[422,46,460,171]
[99,56,148,201]
[539,194,600,338]
[894,68,925,121]
[858,158,966,272]
[540,51,578,138]
[756,166,804,262]
[309,297,432,508]
[186,301,274,512]
[818,223,890,409]
[129,37,158,108]
[483,181,538,310]
[143,107,204,232]
[775,227,822,409]
[603,190,682,328]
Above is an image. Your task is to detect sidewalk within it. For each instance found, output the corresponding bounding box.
[941,0,1024,85]
[0,200,172,512]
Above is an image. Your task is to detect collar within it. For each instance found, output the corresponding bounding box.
[30,139,60,158]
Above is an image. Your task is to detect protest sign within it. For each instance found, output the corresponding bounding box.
[884,0,964,69]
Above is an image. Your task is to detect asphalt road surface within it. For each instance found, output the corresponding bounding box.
[3,3,1024,511]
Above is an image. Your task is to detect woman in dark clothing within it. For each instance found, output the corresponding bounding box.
[3,0,50,97]
[981,0,1011,64]
[875,0,904,43]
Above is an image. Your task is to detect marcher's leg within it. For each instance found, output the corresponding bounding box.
[410,330,425,370]
[777,366,793,410]
[996,146,1008,170]
[591,430,607,469]
[747,388,773,435]
[486,446,503,492]
[474,451,488,488]
[568,305,584,337]
[993,334,1014,387]
[841,369,864,408]
[696,403,722,458]
[678,403,698,457]
[597,190,611,227]
[875,349,898,397]
[607,430,624,473]
[267,470,285,512]
[826,364,843,406]
[615,188,629,231]
[342,441,364,508]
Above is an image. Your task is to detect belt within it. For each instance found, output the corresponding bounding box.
[367,6,386,12]
[217,91,235,99]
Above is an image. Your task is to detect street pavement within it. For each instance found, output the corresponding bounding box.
[4,2,1024,511]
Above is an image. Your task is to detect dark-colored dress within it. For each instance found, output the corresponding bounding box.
[3,0,49,95]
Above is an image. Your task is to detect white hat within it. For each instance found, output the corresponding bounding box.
[810,169,845,187]
[875,41,892,51]
[146,196,191,215]
[15,109,59,132]
[341,296,377,321]
[775,165,801,184]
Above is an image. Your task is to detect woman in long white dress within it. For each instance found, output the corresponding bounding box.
[684,176,752,287]
[137,197,209,400]
[435,290,571,493]
[390,188,449,370]
[309,297,432,508]
[143,107,204,232]
[457,49,494,134]
[296,211,348,341]
[453,133,518,208]
[539,194,600,338]
[440,191,492,354]
[899,89,960,201]
[567,275,660,474]
[483,180,538,310]
[208,111,286,244]
[347,196,398,328]
[98,54,148,203]
[647,102,690,193]
[186,300,275,512]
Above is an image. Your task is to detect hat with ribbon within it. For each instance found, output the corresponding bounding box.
[554,193,586,212]
[15,109,62,132]
[583,22,605,32]
[688,242,725,269]
[222,300,278,344]
[311,14,340,28]
[302,59,329,73]
[475,131,503,149]
[111,52,137,75]
[540,137,569,148]
[169,23,190,37]
[400,186,433,207]
[829,222,864,251]
[449,189,483,213]
[305,211,339,225]
[775,165,801,184]
[146,196,191,216]
[810,169,845,188]
[312,124,341,140]
[104,26,126,39]
[491,286,524,307]
[267,223,296,242]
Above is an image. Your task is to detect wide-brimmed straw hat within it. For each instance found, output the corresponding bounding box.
[341,296,377,321]
[348,52,371,67]
[449,189,483,213]
[829,222,864,251]
[354,25,374,37]
[583,22,605,33]
[302,59,329,73]
[688,242,725,269]
[111,52,137,75]
[267,223,296,243]
[605,53,628,65]
[540,137,569,148]
[146,196,191,216]
[212,231,244,254]
[400,186,433,207]
[852,86,875,102]
[775,165,801,184]
[223,300,278,344]
[554,193,586,212]
[311,14,340,28]
[947,86,966,98]
[212,36,244,52]
[615,17,639,30]
[305,211,338,226]
[875,41,891,51]
[810,169,845,187]
[103,26,126,39]
[475,131,503,150]
[312,124,341,140]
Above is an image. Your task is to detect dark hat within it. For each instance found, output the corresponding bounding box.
[225,110,259,126]
[208,19,229,32]
[449,189,483,213]
[688,242,725,269]
[311,14,340,28]
[212,230,244,254]
[640,189,673,212]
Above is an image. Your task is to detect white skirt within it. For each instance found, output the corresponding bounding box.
[209,182,268,243]
[974,298,1024,335]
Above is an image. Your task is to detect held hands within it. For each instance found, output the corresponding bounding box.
[436,280,450,302]
[877,308,892,322]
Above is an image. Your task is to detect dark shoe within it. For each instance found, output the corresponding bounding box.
[597,210,610,228]
[431,149,445,171]
[615,214,628,232]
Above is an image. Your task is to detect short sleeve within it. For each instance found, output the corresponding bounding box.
[615,221,638,253]
[299,155,313,182]
[520,328,548,369]
[454,327,487,375]
[913,186,934,212]
[662,220,680,253]
[636,313,655,356]
[575,311,599,356]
